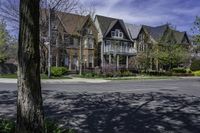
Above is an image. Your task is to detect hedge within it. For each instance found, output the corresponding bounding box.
[190,59,200,71]
[51,67,68,77]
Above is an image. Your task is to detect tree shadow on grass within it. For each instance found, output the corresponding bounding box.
[0,90,200,133]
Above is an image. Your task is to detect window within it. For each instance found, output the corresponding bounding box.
[51,31,58,45]
[111,31,115,37]
[84,38,88,48]
[115,29,119,37]
[88,29,93,35]
[73,38,79,47]
[88,38,94,49]
[111,29,124,38]
[140,34,144,41]
[89,55,93,63]
[105,40,111,52]
[51,20,58,30]
[119,32,123,38]
[69,37,73,46]
[64,34,69,45]
[106,40,111,45]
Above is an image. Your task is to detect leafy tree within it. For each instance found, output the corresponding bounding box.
[135,52,151,72]
[17,0,44,132]
[154,44,190,70]
[0,20,9,63]
[192,16,200,43]
[192,16,200,55]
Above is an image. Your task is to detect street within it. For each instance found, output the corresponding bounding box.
[0,78,200,133]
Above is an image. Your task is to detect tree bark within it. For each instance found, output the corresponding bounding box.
[17,0,44,133]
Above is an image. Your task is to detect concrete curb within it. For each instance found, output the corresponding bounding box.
[0,78,110,84]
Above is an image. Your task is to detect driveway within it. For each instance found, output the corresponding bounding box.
[0,78,200,133]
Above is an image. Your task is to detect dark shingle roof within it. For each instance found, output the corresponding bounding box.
[125,23,142,40]
[143,25,169,41]
[96,15,119,36]
[95,15,130,39]
[172,30,186,44]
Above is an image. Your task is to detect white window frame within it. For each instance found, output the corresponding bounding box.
[115,29,120,37]
[119,32,123,38]
[84,38,88,48]
[111,31,115,37]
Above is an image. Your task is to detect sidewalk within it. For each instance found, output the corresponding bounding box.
[0,78,110,84]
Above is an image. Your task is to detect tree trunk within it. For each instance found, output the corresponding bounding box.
[17,0,44,133]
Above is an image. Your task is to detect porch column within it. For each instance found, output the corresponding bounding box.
[117,55,119,70]
[156,59,159,71]
[92,56,94,68]
[101,42,104,68]
[109,54,112,64]
[126,56,129,69]
[86,57,89,68]
[69,56,72,71]
[55,37,59,67]
[150,58,153,70]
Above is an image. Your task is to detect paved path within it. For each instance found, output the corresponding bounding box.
[0,78,200,133]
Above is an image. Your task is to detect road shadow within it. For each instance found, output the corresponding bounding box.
[0,90,200,133]
[43,91,200,133]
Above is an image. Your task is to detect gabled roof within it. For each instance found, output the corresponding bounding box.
[143,24,169,42]
[104,20,118,37]
[95,15,130,39]
[172,30,187,44]
[56,12,88,36]
[40,9,93,36]
[125,23,142,40]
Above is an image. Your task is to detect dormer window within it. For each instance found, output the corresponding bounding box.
[115,29,119,36]
[119,32,123,38]
[111,31,115,37]
[111,29,124,38]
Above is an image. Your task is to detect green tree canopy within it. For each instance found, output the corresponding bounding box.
[0,20,10,63]
[154,44,190,70]
[192,16,200,43]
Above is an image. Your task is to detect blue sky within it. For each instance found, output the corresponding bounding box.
[81,0,200,34]
[1,0,199,35]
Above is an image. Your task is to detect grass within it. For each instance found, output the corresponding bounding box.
[0,74,72,79]
[0,74,17,78]
[192,70,200,76]
[76,74,181,80]
[40,74,71,79]
[105,75,180,80]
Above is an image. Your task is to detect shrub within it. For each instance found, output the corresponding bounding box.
[192,70,200,76]
[101,64,116,77]
[0,119,75,133]
[82,72,99,78]
[45,119,76,133]
[51,67,68,77]
[121,70,133,77]
[186,68,192,74]
[172,68,187,73]
[113,71,122,77]
[145,71,172,76]
[190,59,200,71]
[0,119,15,133]
[172,73,194,76]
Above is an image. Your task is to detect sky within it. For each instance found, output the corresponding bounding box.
[0,0,199,35]
[80,0,200,35]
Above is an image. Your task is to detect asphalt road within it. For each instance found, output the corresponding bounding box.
[1,78,200,96]
[0,78,200,133]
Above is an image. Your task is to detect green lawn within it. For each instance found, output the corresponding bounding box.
[0,74,17,78]
[105,76,180,80]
